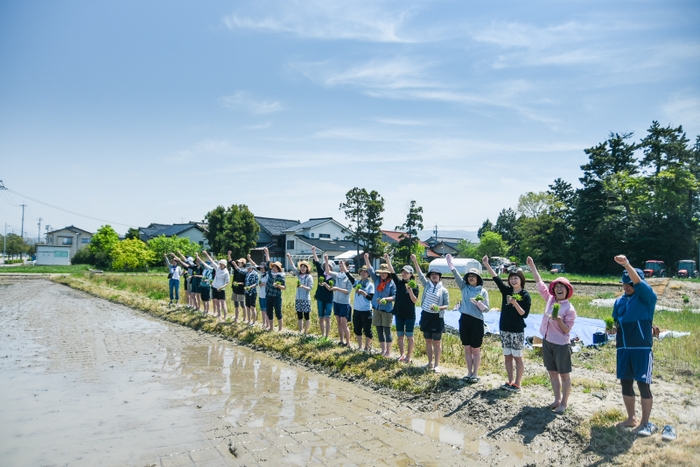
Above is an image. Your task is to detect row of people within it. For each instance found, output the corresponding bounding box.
[166,249,655,431]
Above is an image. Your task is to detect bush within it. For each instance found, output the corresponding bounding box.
[71,247,95,265]
[146,235,201,267]
[111,239,155,271]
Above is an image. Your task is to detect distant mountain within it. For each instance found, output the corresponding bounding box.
[418,230,479,243]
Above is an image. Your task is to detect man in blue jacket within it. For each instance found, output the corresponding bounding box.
[612,254,657,436]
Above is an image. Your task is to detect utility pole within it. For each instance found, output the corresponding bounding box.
[3,223,6,264]
[433,224,438,240]
[45,225,51,243]
[20,204,26,239]
[37,218,42,243]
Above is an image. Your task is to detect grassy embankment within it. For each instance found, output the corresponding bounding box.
[49,271,700,388]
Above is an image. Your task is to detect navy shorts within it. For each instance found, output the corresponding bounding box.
[317,300,333,318]
[617,348,653,383]
[333,302,351,319]
[395,317,415,337]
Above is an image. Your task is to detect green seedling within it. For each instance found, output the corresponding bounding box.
[552,303,560,319]
[380,298,387,305]
[407,280,417,289]
[430,304,439,312]
[474,294,484,302]
[512,294,522,301]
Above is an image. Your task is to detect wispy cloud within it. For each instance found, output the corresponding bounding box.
[220,91,284,114]
[293,57,437,90]
[221,0,423,43]
[245,122,272,130]
[166,139,235,164]
[662,92,700,132]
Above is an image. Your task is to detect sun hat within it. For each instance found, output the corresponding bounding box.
[377,264,391,274]
[187,256,194,262]
[237,257,246,265]
[427,266,442,278]
[325,260,336,269]
[464,268,483,286]
[621,268,645,284]
[271,261,284,272]
[245,262,254,269]
[298,260,310,270]
[218,259,227,266]
[359,265,369,273]
[402,265,414,274]
[549,277,574,299]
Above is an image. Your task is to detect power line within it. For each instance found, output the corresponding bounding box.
[1,182,135,228]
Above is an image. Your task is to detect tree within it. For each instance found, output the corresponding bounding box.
[455,239,478,258]
[204,204,259,257]
[147,235,202,267]
[339,187,386,259]
[4,233,29,258]
[89,225,120,268]
[111,238,155,271]
[494,208,521,257]
[475,231,509,258]
[477,219,493,238]
[125,227,141,240]
[392,200,424,267]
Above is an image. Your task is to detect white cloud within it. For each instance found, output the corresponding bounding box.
[220,91,284,114]
[662,92,700,132]
[245,122,272,130]
[221,0,422,43]
[166,139,235,164]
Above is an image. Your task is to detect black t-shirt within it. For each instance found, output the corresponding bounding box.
[229,260,246,294]
[391,273,419,320]
[493,276,531,332]
[313,260,334,303]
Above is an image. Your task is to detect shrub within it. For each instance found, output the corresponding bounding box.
[111,238,155,271]
[71,247,94,265]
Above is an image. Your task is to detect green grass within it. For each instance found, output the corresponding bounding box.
[0,264,92,274]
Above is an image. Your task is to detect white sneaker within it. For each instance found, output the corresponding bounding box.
[661,425,677,441]
[637,422,657,437]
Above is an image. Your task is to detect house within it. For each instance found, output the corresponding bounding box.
[45,226,92,261]
[138,222,209,248]
[424,236,464,257]
[381,230,440,260]
[283,218,361,269]
[35,245,72,266]
[253,216,301,264]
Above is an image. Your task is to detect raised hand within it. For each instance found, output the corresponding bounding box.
[614,255,629,266]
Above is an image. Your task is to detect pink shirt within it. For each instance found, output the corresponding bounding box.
[536,280,577,346]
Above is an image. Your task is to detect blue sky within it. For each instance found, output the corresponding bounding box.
[1,0,699,240]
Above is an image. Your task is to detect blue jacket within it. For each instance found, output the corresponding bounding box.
[613,281,657,350]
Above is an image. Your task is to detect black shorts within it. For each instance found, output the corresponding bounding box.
[245,294,257,307]
[459,314,484,348]
[353,310,373,338]
[212,288,226,300]
[266,295,283,320]
[200,286,211,302]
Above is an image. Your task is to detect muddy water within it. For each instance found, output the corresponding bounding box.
[0,279,541,466]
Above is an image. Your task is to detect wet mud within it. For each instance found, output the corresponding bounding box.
[1,279,546,466]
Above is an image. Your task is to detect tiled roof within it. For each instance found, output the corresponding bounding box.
[139,223,205,240]
[285,217,333,232]
[255,216,300,236]
[294,235,360,252]
[46,225,93,235]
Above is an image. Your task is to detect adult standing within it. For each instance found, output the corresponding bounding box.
[527,256,577,413]
[612,255,657,436]
[413,255,449,372]
[210,258,230,321]
[242,262,259,326]
[446,254,489,383]
[325,255,353,346]
[312,246,334,339]
[263,247,286,331]
[196,252,213,315]
[227,252,247,323]
[385,253,419,363]
[247,255,269,329]
[352,266,375,351]
[482,255,531,392]
[286,252,314,336]
[365,253,396,357]
[164,253,182,306]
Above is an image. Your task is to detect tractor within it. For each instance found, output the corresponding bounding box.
[643,260,666,278]
[677,260,699,278]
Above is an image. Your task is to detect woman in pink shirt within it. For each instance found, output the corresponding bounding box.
[526,256,577,414]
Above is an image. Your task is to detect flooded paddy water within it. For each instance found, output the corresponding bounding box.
[0,278,544,466]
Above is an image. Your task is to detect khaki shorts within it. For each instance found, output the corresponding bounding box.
[372,309,393,327]
[232,293,245,304]
[543,339,572,374]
